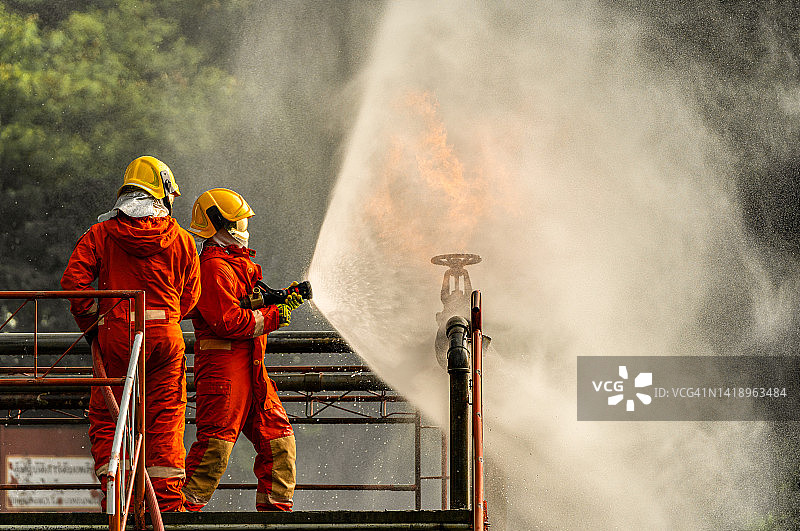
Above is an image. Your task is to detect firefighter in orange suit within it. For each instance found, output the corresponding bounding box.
[183,188,301,512]
[61,156,200,512]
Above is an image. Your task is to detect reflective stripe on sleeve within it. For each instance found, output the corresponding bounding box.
[130,309,167,321]
[100,309,169,325]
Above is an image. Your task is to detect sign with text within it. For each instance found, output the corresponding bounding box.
[5,456,99,510]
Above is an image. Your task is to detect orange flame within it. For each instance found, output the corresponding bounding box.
[365,91,491,260]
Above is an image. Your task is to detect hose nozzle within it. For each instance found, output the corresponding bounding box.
[242,280,313,309]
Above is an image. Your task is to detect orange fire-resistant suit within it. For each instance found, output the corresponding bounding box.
[61,213,200,512]
[183,245,296,512]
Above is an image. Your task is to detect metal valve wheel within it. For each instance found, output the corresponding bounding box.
[430,253,482,268]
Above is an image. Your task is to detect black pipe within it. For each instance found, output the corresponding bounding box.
[199,373,391,392]
[446,315,470,510]
[0,393,91,409]
[0,373,389,399]
[0,331,353,356]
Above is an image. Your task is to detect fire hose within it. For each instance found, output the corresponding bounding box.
[91,340,165,531]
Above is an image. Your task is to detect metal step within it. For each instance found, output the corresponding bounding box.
[0,510,472,530]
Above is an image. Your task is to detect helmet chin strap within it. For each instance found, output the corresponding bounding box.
[161,170,177,216]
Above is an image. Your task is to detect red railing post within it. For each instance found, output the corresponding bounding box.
[109,469,121,531]
[471,290,487,531]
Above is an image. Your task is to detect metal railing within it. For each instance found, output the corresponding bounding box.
[0,290,156,530]
[0,330,451,514]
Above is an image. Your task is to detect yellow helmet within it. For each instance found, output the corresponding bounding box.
[119,156,180,199]
[188,188,255,239]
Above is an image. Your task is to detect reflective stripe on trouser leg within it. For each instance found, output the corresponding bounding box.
[147,466,186,478]
[182,437,235,506]
[255,434,296,511]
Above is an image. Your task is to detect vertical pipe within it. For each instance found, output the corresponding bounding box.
[471,291,486,531]
[441,430,448,510]
[414,411,422,510]
[446,315,470,510]
[134,292,146,525]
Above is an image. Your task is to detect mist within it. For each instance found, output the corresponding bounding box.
[306,1,798,529]
[172,2,383,301]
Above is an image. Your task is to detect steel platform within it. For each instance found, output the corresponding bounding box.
[0,510,472,530]
[0,322,484,531]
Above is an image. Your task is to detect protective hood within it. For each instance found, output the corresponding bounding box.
[98,190,169,222]
[105,213,180,258]
[193,234,208,256]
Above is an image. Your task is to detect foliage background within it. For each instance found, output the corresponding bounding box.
[0,0,379,331]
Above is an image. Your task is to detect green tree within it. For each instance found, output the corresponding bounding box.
[0,0,236,330]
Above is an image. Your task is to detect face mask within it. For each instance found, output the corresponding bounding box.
[210,227,248,249]
[227,217,249,246]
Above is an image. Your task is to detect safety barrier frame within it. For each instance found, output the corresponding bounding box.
[0,331,450,513]
[0,290,150,530]
[0,305,486,527]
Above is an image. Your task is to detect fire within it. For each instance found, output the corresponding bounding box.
[364,91,491,260]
